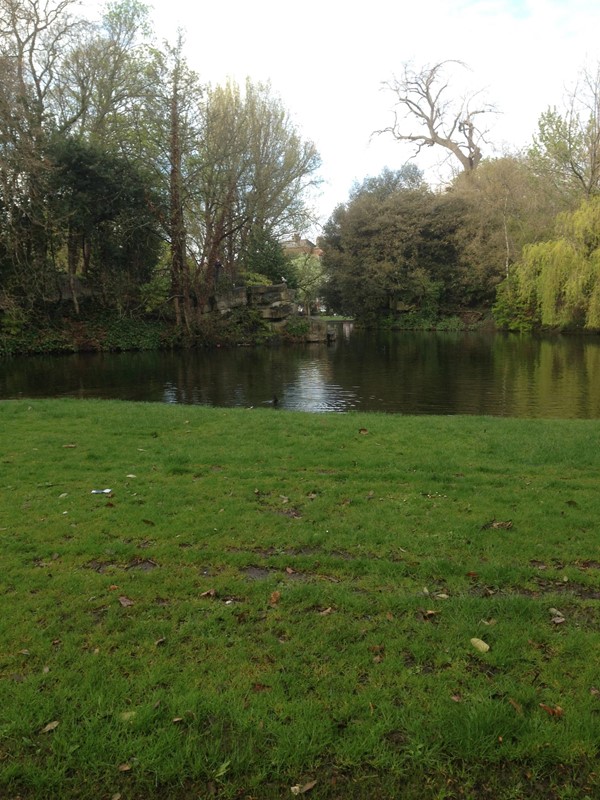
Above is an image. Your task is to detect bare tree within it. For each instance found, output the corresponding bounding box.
[376,60,495,173]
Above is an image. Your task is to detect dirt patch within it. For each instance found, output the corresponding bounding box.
[126,558,159,571]
[84,559,116,573]
[241,565,276,580]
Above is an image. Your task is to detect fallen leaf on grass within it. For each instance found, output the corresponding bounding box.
[508,698,523,715]
[358,428,368,435]
[62,443,77,448]
[590,687,600,696]
[172,717,184,724]
[41,720,59,733]
[291,780,317,795]
[118,596,134,607]
[118,763,132,772]
[418,609,440,621]
[470,637,490,653]
[539,703,564,717]
[285,567,295,575]
[154,637,166,647]
[252,683,271,693]
[451,694,462,703]
[318,607,334,616]
[269,591,281,607]
[200,589,216,598]
[386,612,394,621]
[111,794,122,800]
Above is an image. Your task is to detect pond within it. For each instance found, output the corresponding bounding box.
[2,325,600,418]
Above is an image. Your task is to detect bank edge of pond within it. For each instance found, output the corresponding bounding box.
[0,305,500,358]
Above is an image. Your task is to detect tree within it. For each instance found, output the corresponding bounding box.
[494,196,600,330]
[188,79,320,288]
[376,61,495,173]
[449,155,565,303]
[529,63,600,201]
[290,253,325,315]
[320,167,466,320]
[0,0,82,302]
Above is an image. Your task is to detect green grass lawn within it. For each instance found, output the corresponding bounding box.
[1,399,600,799]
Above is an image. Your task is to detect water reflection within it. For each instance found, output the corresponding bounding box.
[2,327,600,418]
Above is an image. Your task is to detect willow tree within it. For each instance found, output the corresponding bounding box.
[495,196,600,330]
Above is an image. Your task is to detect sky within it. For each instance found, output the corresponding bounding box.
[139,0,600,229]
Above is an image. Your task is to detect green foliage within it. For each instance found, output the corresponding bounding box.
[282,317,310,338]
[237,271,272,287]
[240,227,292,284]
[320,168,469,321]
[495,196,600,330]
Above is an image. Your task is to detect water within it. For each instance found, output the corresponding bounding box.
[2,326,600,417]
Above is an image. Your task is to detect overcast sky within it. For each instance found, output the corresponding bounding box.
[140,0,599,227]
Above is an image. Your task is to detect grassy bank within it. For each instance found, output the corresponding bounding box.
[1,400,600,799]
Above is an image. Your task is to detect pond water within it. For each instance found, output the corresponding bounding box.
[2,325,600,418]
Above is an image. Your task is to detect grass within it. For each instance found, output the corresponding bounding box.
[1,399,600,799]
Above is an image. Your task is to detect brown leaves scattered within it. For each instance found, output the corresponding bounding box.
[269,591,281,607]
[118,596,134,607]
[41,720,59,734]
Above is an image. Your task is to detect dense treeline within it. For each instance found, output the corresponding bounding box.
[320,62,600,330]
[0,0,320,336]
[2,5,600,343]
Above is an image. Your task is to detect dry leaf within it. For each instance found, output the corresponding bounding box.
[318,607,333,616]
[358,428,368,435]
[539,703,564,717]
[451,694,462,703]
[386,612,394,621]
[508,698,523,715]
[118,596,134,607]
[269,591,281,607]
[291,779,317,795]
[41,720,59,733]
[470,637,490,653]
[111,794,122,800]
[252,683,271,693]
[118,763,132,772]
[590,687,600,696]
[200,589,216,598]
[285,567,295,575]
[172,717,183,724]
[155,637,166,647]
[62,444,77,448]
